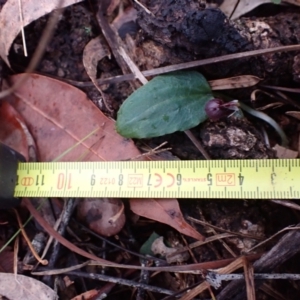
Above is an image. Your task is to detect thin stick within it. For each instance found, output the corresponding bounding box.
[126,142,172,161]
[245,225,300,253]
[187,216,264,240]
[270,199,300,211]
[68,271,174,295]
[13,235,19,275]
[184,130,211,160]
[133,0,154,16]
[0,1,63,99]
[39,204,65,261]
[18,0,27,57]
[60,44,300,88]
[13,209,48,265]
[261,85,300,94]
[228,0,240,20]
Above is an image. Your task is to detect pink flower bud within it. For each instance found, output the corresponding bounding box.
[205,98,228,121]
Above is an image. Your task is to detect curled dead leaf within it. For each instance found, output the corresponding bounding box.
[130,199,205,241]
[0,272,58,300]
[151,236,189,264]
[209,75,261,91]
[82,35,113,110]
[83,35,110,85]
[273,144,298,159]
[0,0,83,67]
[77,198,125,236]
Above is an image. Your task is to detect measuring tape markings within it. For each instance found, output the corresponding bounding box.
[14,159,300,199]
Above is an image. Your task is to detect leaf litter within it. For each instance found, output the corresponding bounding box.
[0,0,83,67]
[0,272,58,300]
[2,0,300,299]
[4,73,204,240]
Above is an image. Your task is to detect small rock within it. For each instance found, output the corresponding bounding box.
[57,68,65,77]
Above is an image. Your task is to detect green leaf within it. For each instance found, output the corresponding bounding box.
[271,0,281,4]
[116,71,214,138]
[140,232,161,256]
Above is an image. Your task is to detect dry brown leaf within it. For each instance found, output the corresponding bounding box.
[5,74,204,240]
[0,101,29,159]
[7,74,140,161]
[82,35,112,111]
[219,0,270,20]
[219,0,299,19]
[0,0,83,67]
[273,144,298,159]
[6,73,138,237]
[0,242,13,273]
[130,199,205,241]
[83,36,110,82]
[209,75,261,90]
[0,272,58,300]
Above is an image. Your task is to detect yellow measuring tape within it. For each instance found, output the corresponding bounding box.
[13,159,300,199]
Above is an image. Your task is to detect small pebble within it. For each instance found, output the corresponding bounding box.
[57,68,65,77]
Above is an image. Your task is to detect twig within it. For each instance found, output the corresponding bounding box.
[270,199,300,211]
[187,216,264,240]
[133,0,154,16]
[74,220,167,264]
[184,130,211,160]
[67,271,175,296]
[32,260,90,275]
[13,209,48,265]
[160,233,241,259]
[40,201,68,261]
[136,259,151,299]
[13,235,19,275]
[188,215,237,258]
[179,256,248,300]
[207,270,300,291]
[228,0,241,20]
[126,141,172,161]
[245,225,300,253]
[17,0,27,57]
[217,222,300,300]
[58,44,300,88]
[0,2,64,99]
[32,252,261,276]
[42,198,77,284]
[96,3,147,85]
[261,85,300,94]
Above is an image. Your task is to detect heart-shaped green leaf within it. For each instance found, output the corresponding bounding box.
[116,71,213,138]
